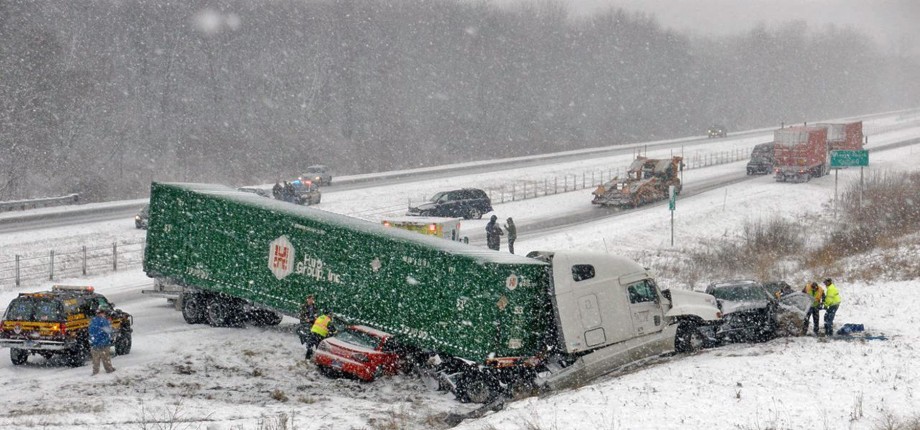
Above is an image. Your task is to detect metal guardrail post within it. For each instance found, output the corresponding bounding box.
[113,242,118,271]
[50,250,54,280]
[83,246,87,275]
[15,255,20,287]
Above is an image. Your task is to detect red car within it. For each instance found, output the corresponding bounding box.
[313,325,405,382]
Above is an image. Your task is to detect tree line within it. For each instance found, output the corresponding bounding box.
[1,0,917,201]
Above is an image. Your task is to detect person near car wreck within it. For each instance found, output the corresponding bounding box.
[486,215,503,251]
[305,311,335,359]
[89,308,116,375]
[823,278,842,336]
[802,281,825,335]
[297,295,317,346]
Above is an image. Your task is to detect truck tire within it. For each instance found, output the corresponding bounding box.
[65,342,89,367]
[250,310,283,326]
[10,348,28,365]
[675,322,705,353]
[115,331,132,356]
[456,372,497,404]
[207,297,232,327]
[182,294,206,325]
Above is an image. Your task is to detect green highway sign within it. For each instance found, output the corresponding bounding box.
[830,150,869,168]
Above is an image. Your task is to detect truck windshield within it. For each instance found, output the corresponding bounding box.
[4,298,64,321]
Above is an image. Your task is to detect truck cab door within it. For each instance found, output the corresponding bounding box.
[624,279,665,336]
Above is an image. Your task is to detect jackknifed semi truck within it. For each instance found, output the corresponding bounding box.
[142,182,721,403]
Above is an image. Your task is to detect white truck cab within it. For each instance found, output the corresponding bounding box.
[528,251,721,391]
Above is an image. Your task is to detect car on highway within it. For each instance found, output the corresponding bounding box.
[406,188,492,220]
[313,325,408,382]
[302,165,332,186]
[291,180,322,206]
[135,204,149,229]
[705,280,777,343]
[0,285,133,366]
[707,124,728,138]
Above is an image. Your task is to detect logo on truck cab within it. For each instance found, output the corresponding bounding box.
[268,236,295,280]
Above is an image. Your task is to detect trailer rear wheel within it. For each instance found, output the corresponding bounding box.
[182,294,206,324]
[207,297,234,327]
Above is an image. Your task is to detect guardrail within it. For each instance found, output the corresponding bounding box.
[0,194,80,212]
[0,238,146,289]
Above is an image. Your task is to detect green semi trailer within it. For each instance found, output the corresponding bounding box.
[143,182,721,402]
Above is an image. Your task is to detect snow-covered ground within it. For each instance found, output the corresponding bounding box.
[1,123,920,429]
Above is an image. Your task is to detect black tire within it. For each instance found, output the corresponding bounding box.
[470,208,483,220]
[456,372,496,404]
[250,310,283,326]
[675,322,705,353]
[317,365,338,378]
[115,331,132,356]
[207,297,232,327]
[182,294,206,324]
[66,342,89,367]
[10,348,28,365]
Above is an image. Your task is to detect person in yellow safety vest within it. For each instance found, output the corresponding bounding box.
[823,279,841,336]
[304,312,335,359]
[801,282,824,336]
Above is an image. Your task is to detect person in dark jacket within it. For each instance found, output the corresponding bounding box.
[297,295,317,345]
[504,217,517,254]
[272,182,283,200]
[283,181,295,202]
[486,215,503,251]
[89,308,115,375]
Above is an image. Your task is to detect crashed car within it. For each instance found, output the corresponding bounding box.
[313,325,408,382]
[705,280,778,343]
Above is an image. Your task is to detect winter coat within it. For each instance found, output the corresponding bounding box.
[486,220,503,250]
[505,220,517,241]
[89,315,114,348]
[824,283,841,308]
[804,284,824,308]
[299,303,317,326]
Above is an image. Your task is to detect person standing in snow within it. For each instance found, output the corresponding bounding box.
[297,295,317,345]
[272,182,283,200]
[485,215,503,251]
[801,281,824,336]
[504,217,517,254]
[283,181,295,203]
[823,278,841,336]
[89,308,116,375]
[305,311,335,359]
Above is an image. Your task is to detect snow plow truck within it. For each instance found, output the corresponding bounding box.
[142,182,721,403]
[592,156,683,208]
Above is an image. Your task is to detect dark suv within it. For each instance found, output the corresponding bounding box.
[407,188,493,220]
[0,285,133,366]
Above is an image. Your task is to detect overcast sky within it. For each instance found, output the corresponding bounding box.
[502,0,920,56]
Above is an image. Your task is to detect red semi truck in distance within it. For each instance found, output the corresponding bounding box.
[773,121,864,183]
